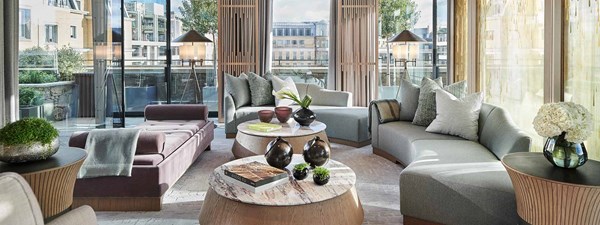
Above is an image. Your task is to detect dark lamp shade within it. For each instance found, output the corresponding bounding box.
[173,30,212,43]
[388,30,426,43]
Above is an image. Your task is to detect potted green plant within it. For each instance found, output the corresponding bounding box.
[312,166,330,185]
[19,88,45,119]
[0,118,59,163]
[293,163,309,180]
[273,88,315,126]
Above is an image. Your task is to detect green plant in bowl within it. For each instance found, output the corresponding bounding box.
[312,166,330,185]
[0,118,60,163]
[293,163,309,180]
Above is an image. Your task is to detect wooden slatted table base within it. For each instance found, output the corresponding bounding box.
[73,197,162,211]
[21,158,85,219]
[199,187,364,225]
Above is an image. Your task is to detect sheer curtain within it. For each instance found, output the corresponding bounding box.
[258,0,273,75]
[333,0,379,107]
[477,0,545,151]
[2,0,19,124]
[564,0,600,160]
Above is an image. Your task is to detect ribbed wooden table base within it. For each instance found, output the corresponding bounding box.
[21,159,85,219]
[199,187,364,225]
[506,168,600,225]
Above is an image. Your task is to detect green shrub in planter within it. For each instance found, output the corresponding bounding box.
[19,70,58,84]
[0,118,58,146]
[57,46,83,81]
[19,88,44,106]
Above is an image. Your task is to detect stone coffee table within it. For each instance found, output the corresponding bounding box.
[232,119,329,159]
[198,155,364,225]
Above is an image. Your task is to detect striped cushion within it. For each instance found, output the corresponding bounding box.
[370,99,401,123]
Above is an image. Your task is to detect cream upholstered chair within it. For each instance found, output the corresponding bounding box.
[0,172,96,225]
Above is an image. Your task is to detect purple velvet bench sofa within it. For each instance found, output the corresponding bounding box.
[68,105,214,211]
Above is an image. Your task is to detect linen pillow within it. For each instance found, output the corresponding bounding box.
[426,89,483,141]
[247,72,275,106]
[397,77,443,121]
[412,79,468,126]
[271,76,299,106]
[224,73,251,108]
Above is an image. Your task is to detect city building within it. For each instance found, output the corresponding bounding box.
[272,21,329,67]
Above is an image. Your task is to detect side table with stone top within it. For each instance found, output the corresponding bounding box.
[199,154,364,225]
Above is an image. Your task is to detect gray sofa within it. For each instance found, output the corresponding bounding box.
[370,103,531,225]
[225,83,371,147]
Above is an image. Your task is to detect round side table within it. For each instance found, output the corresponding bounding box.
[0,147,87,220]
[502,152,600,225]
[232,120,329,159]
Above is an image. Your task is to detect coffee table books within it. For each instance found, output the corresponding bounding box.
[246,123,282,132]
[223,161,289,193]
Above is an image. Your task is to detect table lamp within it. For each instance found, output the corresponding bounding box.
[173,30,212,103]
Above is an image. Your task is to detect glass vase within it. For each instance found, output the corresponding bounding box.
[543,132,588,169]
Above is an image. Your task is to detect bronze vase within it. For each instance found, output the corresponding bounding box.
[303,136,330,168]
[265,136,293,169]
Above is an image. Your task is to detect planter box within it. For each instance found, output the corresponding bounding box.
[19,105,44,119]
[19,81,76,121]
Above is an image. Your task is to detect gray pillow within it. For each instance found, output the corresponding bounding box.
[225,73,250,108]
[426,90,483,141]
[413,78,467,126]
[247,72,275,106]
[398,77,442,121]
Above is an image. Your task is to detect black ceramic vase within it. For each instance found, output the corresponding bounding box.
[293,107,316,126]
[265,136,293,169]
[303,136,330,168]
[293,168,308,180]
[313,174,330,185]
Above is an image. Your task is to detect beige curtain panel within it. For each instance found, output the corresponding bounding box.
[334,0,379,107]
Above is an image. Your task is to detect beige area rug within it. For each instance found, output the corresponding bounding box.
[94,128,404,225]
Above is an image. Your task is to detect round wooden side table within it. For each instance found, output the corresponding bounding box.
[0,147,87,220]
[502,152,600,225]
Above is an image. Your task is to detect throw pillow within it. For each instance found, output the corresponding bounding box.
[247,72,275,106]
[271,76,299,106]
[398,77,443,121]
[413,77,462,126]
[426,89,483,141]
[224,73,251,108]
[371,99,401,123]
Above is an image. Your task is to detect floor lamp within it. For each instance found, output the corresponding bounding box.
[388,30,426,98]
[173,30,213,104]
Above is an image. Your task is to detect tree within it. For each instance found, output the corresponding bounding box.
[57,45,84,81]
[179,0,218,85]
[379,0,420,83]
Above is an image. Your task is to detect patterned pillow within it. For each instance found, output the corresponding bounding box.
[398,77,442,121]
[247,72,275,106]
[412,78,467,126]
[224,73,251,108]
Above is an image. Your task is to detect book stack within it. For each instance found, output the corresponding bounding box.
[223,161,289,193]
[247,123,282,132]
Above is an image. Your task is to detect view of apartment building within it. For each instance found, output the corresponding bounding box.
[272,21,329,67]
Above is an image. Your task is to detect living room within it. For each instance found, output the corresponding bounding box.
[0,0,598,225]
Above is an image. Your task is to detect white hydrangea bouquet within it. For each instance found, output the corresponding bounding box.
[532,102,593,143]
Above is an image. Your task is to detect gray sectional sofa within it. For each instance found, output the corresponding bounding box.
[370,103,531,225]
[225,83,371,147]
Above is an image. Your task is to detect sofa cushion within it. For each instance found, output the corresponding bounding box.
[377,121,463,165]
[400,140,518,225]
[138,120,207,134]
[133,154,164,166]
[161,131,194,157]
[247,72,275,106]
[398,78,420,121]
[271,76,299,106]
[426,90,483,141]
[311,107,370,143]
[225,73,251,108]
[413,79,467,126]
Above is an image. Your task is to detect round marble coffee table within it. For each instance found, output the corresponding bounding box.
[199,155,363,225]
[232,119,329,159]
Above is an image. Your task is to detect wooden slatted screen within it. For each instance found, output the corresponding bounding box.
[217,0,259,121]
[336,0,379,107]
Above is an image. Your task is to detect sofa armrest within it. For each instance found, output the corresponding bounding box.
[47,205,96,225]
[369,104,381,148]
[69,131,166,154]
[312,89,352,107]
[144,104,208,121]
[224,94,237,134]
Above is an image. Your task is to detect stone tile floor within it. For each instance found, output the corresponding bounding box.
[61,123,404,225]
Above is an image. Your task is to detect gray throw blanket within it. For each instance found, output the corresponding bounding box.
[78,128,141,178]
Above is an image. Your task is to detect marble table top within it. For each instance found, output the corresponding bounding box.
[237,119,326,138]
[209,155,356,206]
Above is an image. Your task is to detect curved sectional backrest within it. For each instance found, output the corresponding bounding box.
[478,103,532,159]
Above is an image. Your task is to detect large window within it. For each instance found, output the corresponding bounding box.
[378,0,450,99]
[564,0,600,160]
[19,9,31,39]
[272,0,330,87]
[478,0,545,151]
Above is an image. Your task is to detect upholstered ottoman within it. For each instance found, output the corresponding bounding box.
[313,107,370,147]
